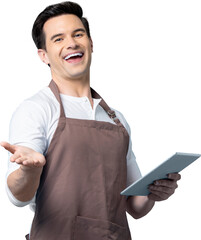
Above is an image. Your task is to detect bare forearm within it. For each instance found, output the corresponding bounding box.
[126,195,155,219]
[7,166,43,202]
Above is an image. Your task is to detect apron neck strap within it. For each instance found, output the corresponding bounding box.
[49,79,66,118]
[90,87,122,125]
[48,80,122,125]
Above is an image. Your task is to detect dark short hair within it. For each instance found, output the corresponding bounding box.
[32,1,91,50]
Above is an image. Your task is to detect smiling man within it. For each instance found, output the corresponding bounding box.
[1,1,181,240]
[38,14,93,93]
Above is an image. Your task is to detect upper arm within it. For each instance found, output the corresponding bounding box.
[111,108,142,186]
[9,100,47,153]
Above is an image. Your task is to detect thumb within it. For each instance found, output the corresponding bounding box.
[0,141,17,154]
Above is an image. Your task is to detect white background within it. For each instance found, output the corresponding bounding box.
[0,0,201,239]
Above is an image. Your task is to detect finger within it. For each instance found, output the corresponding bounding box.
[22,159,43,168]
[149,185,175,195]
[34,162,41,167]
[22,160,32,166]
[33,159,45,167]
[167,173,181,181]
[148,193,165,202]
[153,179,178,188]
[10,152,22,162]
[15,157,28,164]
[148,190,170,201]
[0,141,17,154]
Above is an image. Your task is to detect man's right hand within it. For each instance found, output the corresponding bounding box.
[0,141,46,170]
[1,141,46,202]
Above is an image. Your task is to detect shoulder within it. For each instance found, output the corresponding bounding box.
[9,86,59,144]
[9,86,58,153]
[24,86,58,111]
[12,86,59,122]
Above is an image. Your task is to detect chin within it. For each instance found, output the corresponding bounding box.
[67,69,89,79]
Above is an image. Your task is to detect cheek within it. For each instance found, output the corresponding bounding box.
[87,42,93,53]
[85,43,93,57]
[47,44,63,58]
[48,51,63,65]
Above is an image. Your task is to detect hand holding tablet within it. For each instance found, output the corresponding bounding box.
[121,152,201,196]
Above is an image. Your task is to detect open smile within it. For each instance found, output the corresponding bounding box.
[63,51,84,64]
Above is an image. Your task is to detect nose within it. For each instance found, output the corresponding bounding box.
[66,37,79,49]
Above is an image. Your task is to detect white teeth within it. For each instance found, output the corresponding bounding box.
[65,52,83,60]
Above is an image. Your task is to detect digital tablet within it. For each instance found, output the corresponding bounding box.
[121,152,201,196]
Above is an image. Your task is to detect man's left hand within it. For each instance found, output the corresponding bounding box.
[148,173,181,201]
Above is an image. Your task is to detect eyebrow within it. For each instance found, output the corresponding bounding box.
[50,28,86,41]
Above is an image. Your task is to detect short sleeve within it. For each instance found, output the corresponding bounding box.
[9,100,47,153]
[112,108,142,186]
[126,125,142,186]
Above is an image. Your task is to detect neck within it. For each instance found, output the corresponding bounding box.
[51,72,94,109]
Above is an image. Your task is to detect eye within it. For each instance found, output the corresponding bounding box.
[74,33,83,38]
[54,38,63,42]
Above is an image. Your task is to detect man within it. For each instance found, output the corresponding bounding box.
[0,2,181,239]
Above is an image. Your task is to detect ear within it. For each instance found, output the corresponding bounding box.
[90,38,93,53]
[38,49,50,65]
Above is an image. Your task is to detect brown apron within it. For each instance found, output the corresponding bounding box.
[27,79,132,240]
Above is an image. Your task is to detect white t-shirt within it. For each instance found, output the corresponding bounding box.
[6,86,142,211]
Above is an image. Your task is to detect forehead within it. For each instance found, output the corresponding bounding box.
[43,14,84,37]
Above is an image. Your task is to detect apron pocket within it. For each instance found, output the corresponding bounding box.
[73,215,127,240]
